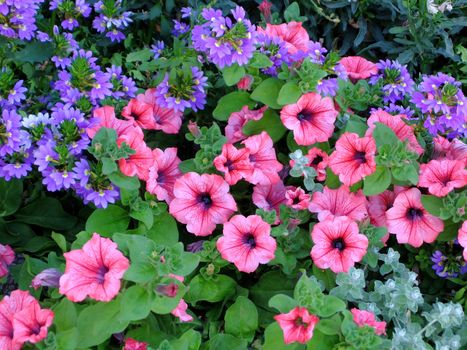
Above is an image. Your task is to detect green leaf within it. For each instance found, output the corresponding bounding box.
[0,178,23,217]
[108,172,140,190]
[250,271,296,312]
[250,52,273,68]
[15,197,77,230]
[316,315,342,335]
[85,205,130,236]
[126,48,153,63]
[130,206,154,229]
[318,295,346,317]
[185,275,236,304]
[312,265,336,290]
[344,115,368,137]
[51,232,67,252]
[284,2,303,22]
[251,78,284,109]
[77,300,129,348]
[146,211,179,246]
[277,82,301,105]
[212,91,256,121]
[208,334,248,350]
[14,42,54,63]
[53,298,77,332]
[306,329,339,350]
[119,285,152,321]
[171,330,202,350]
[363,166,392,196]
[56,328,79,350]
[101,157,118,175]
[225,296,258,341]
[222,64,245,86]
[243,109,287,142]
[421,195,444,217]
[263,323,301,350]
[372,123,399,149]
[268,294,298,313]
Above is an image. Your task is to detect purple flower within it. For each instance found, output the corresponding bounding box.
[0,109,22,157]
[307,41,327,65]
[50,106,91,155]
[151,40,165,59]
[155,66,208,112]
[31,268,63,290]
[106,65,137,99]
[106,29,125,42]
[42,167,76,192]
[369,59,414,103]
[383,103,415,118]
[50,0,92,31]
[0,131,33,180]
[73,158,120,208]
[411,73,466,137]
[256,33,289,76]
[181,7,192,18]
[172,20,189,37]
[431,250,466,279]
[316,78,339,97]
[92,0,132,42]
[0,0,44,40]
[192,6,256,68]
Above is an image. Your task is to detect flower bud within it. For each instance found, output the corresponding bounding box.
[31,268,62,290]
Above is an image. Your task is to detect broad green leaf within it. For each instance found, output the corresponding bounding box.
[316,314,342,335]
[146,211,179,245]
[53,298,77,332]
[222,64,245,86]
[108,172,140,190]
[51,232,67,252]
[268,294,298,313]
[85,205,130,237]
[372,123,399,149]
[225,296,258,341]
[317,295,346,317]
[119,285,152,321]
[0,178,22,217]
[277,82,301,105]
[306,329,339,350]
[363,166,392,196]
[171,330,202,350]
[15,197,77,230]
[243,109,287,142]
[344,115,368,137]
[263,323,302,350]
[213,91,256,121]
[250,52,273,68]
[421,195,443,217]
[185,275,236,304]
[126,48,153,62]
[251,78,284,109]
[250,271,296,312]
[208,334,248,350]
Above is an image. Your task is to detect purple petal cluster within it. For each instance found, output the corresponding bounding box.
[0,0,44,40]
[155,66,208,112]
[431,250,467,279]
[411,73,466,137]
[0,68,27,109]
[50,26,80,69]
[256,33,289,76]
[50,0,92,31]
[151,41,165,60]
[54,50,112,105]
[106,65,137,99]
[192,6,256,68]
[92,0,132,42]
[369,59,414,103]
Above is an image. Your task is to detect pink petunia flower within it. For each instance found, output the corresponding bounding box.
[280,92,338,146]
[306,147,329,181]
[225,106,267,144]
[12,303,54,344]
[117,129,154,181]
[328,132,377,186]
[87,105,143,139]
[274,307,319,344]
[418,159,467,197]
[123,338,148,350]
[0,244,15,278]
[366,110,424,155]
[433,136,467,166]
[237,75,254,90]
[458,222,467,261]
[0,290,36,350]
[259,22,310,54]
[242,131,283,185]
[386,188,444,247]
[310,216,368,273]
[122,98,156,130]
[136,88,183,134]
[309,185,368,222]
[169,172,237,236]
[59,233,130,302]
[285,187,311,210]
[171,299,193,322]
[367,189,402,229]
[339,56,378,82]
[146,147,182,203]
[351,308,386,335]
[217,215,276,273]
[213,143,253,185]
[252,181,287,220]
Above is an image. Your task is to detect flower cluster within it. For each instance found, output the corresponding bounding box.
[92,0,132,42]
[0,0,44,40]
[50,0,92,30]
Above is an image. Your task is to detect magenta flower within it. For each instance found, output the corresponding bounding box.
[418,159,466,197]
[280,92,338,146]
[0,244,15,279]
[309,185,368,222]
[258,22,309,54]
[386,188,444,247]
[146,147,182,204]
[339,56,378,82]
[169,173,237,236]
[310,216,368,273]
[328,132,377,186]
[213,143,253,185]
[351,308,386,335]
[274,307,319,344]
[217,215,276,273]
[59,233,129,302]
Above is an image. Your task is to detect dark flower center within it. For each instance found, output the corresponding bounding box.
[354,151,367,163]
[31,325,41,335]
[332,238,346,251]
[407,207,423,221]
[292,196,301,205]
[297,110,313,122]
[224,159,234,171]
[311,155,323,165]
[96,265,109,284]
[294,317,307,327]
[157,171,166,184]
[198,192,213,208]
[130,111,141,120]
[242,233,256,249]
